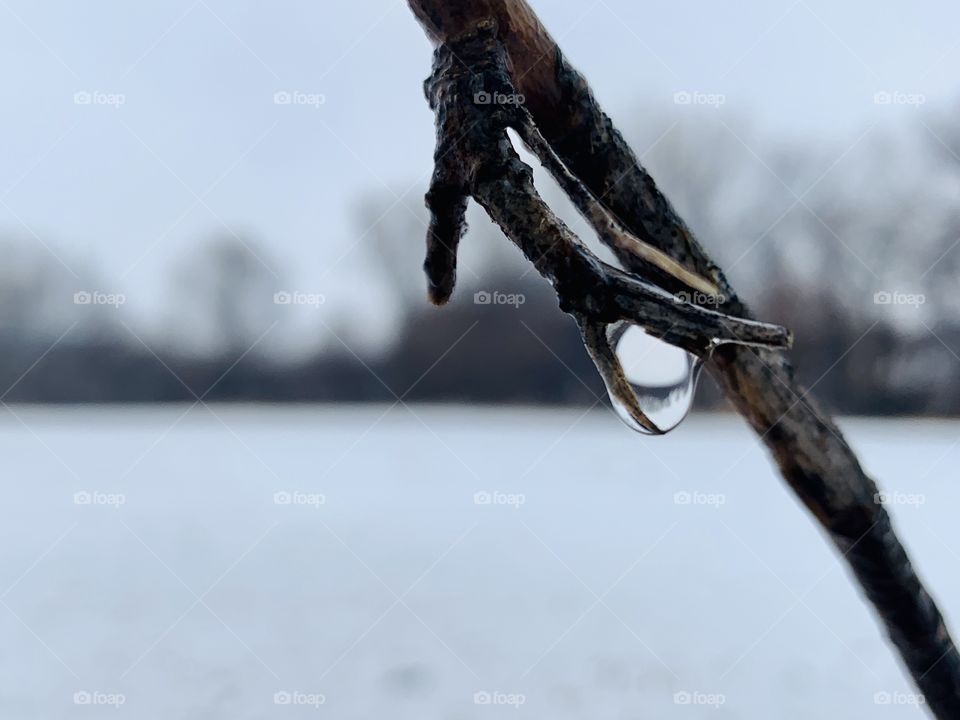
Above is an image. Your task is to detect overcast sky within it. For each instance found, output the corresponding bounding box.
[1,0,958,341]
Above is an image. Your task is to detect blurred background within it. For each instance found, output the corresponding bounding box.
[1,1,959,718]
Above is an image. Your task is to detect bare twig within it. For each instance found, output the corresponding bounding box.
[422,22,789,432]
[406,2,960,716]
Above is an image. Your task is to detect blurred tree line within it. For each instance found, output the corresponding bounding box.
[1,105,958,415]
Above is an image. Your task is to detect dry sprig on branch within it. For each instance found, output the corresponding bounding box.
[406,1,960,716]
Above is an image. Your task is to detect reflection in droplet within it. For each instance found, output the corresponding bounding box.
[607,323,704,434]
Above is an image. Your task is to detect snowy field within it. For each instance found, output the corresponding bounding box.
[0,405,956,719]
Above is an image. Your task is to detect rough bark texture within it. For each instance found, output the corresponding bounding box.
[423,24,789,432]
[407,1,960,716]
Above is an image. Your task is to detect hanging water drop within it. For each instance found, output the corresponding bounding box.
[607,323,705,434]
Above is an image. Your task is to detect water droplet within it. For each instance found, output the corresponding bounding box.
[607,323,704,434]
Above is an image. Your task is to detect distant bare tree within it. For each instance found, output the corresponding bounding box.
[165,236,282,358]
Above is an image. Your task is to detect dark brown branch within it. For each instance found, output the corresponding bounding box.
[406,2,960,716]
[423,178,467,305]
[422,24,789,359]
[422,21,788,434]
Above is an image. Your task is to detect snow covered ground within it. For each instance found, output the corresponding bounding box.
[0,405,956,718]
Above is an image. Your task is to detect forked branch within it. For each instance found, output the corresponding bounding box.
[407,2,960,716]
[422,22,789,431]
